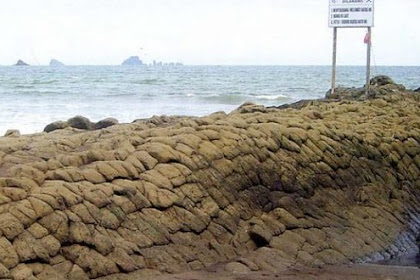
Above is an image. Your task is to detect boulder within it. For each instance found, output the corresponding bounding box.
[44,121,69,133]
[94,118,119,129]
[50,59,65,66]
[44,117,119,132]
[122,56,143,66]
[369,75,395,87]
[14,60,29,66]
[67,116,94,130]
[4,130,20,137]
[230,102,267,114]
[224,262,251,274]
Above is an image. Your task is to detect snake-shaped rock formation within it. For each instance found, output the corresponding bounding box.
[0,93,419,279]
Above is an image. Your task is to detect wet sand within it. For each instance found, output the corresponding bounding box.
[101,263,420,280]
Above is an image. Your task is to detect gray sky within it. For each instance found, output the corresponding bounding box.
[0,0,418,65]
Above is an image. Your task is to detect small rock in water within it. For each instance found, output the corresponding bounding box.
[44,121,69,133]
[94,118,119,129]
[4,129,20,137]
[67,116,94,130]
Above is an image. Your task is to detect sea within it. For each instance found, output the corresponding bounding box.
[0,65,419,135]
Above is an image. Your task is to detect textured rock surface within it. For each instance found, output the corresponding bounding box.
[0,92,420,279]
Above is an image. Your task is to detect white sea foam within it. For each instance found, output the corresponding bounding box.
[253,94,291,101]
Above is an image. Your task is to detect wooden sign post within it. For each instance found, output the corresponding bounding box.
[328,0,375,97]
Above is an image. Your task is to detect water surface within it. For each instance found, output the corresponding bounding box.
[0,65,418,134]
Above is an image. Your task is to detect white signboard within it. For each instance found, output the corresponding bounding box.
[329,0,374,28]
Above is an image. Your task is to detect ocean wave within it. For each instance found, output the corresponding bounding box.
[12,85,36,89]
[200,93,293,105]
[253,94,292,101]
[132,79,159,85]
[31,79,58,85]
[200,94,249,105]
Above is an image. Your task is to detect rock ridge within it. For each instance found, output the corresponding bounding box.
[0,86,419,279]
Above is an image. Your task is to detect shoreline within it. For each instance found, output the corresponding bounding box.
[99,263,420,280]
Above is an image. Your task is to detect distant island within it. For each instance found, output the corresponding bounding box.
[151,60,183,67]
[122,56,143,66]
[14,60,29,66]
[122,56,183,67]
[50,59,65,66]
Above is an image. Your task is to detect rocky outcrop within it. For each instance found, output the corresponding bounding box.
[67,116,94,130]
[44,116,119,133]
[3,130,20,137]
[50,59,65,67]
[326,75,406,100]
[14,60,29,66]
[122,56,143,66]
[0,90,420,279]
[94,118,119,130]
[44,121,69,133]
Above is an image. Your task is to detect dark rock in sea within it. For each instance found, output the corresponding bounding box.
[4,129,20,137]
[122,56,143,66]
[14,60,29,66]
[67,116,94,130]
[44,121,69,133]
[94,118,119,129]
[50,59,65,66]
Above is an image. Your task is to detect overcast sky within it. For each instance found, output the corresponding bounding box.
[0,0,418,66]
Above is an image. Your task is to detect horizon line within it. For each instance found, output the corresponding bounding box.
[1,64,419,67]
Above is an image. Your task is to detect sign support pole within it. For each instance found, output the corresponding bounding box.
[331,27,337,96]
[365,27,372,97]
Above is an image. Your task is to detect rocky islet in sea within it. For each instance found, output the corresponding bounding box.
[50,59,65,67]
[14,60,29,66]
[0,76,419,279]
[121,56,144,66]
